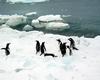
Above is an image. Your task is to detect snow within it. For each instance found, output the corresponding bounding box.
[7,0,49,3]
[23,25,33,31]
[0,15,27,28]
[0,27,100,80]
[6,15,27,27]
[46,22,69,30]
[0,24,10,29]
[0,15,10,25]
[38,15,63,22]
[32,19,44,28]
[32,15,70,30]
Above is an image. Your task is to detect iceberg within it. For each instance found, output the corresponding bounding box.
[32,15,70,31]
[6,15,27,27]
[0,15,10,25]
[23,25,33,31]
[0,14,27,29]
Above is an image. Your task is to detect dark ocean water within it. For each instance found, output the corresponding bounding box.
[0,0,100,37]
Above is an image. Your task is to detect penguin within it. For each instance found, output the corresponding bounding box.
[67,46,72,56]
[44,53,58,57]
[68,38,78,50]
[35,40,40,54]
[57,39,62,52]
[40,42,46,56]
[61,42,67,57]
[57,39,67,57]
[1,43,11,56]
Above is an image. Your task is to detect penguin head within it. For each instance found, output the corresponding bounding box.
[56,39,61,43]
[63,42,67,46]
[36,40,39,42]
[7,43,11,45]
[68,38,72,41]
[63,42,67,44]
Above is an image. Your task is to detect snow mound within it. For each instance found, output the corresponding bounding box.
[0,24,10,29]
[32,15,70,30]
[23,25,33,31]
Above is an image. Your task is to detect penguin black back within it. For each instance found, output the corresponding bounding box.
[40,42,46,56]
[68,38,75,46]
[61,42,67,57]
[36,40,40,54]
[57,39,63,51]
[6,43,10,50]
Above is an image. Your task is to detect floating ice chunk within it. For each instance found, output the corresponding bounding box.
[0,15,10,25]
[6,15,27,27]
[7,0,49,3]
[62,15,72,18]
[32,19,45,28]
[32,15,70,30]
[23,25,33,31]
[46,22,69,30]
[25,12,37,16]
[38,15,63,22]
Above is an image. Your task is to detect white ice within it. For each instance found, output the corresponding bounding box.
[7,0,49,3]
[32,15,70,30]
[6,15,27,27]
[23,25,33,31]
[0,14,70,31]
[25,12,37,16]
[0,27,100,80]
[0,14,27,28]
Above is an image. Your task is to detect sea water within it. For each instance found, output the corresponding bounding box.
[0,0,100,37]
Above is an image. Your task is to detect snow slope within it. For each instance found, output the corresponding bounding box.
[0,27,100,80]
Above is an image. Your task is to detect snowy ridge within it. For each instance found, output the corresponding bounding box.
[0,27,100,80]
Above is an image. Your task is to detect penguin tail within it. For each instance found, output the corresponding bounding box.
[73,47,79,50]
[1,48,6,50]
[54,55,58,57]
